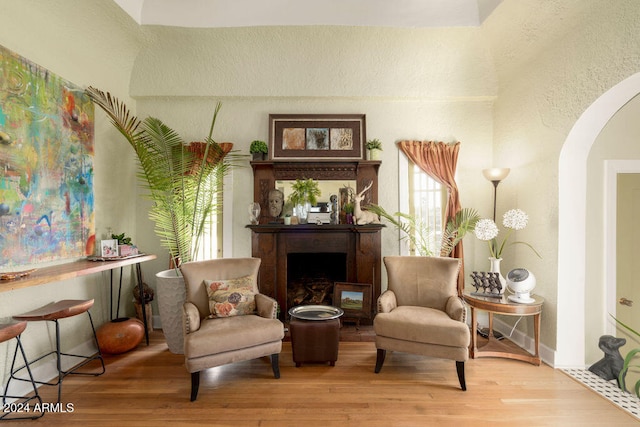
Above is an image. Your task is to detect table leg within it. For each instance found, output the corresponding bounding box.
[136,264,149,345]
[533,312,541,358]
[116,267,123,318]
[487,312,494,339]
[109,270,114,320]
[470,306,477,358]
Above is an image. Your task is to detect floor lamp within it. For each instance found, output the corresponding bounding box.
[479,167,510,340]
[482,168,510,221]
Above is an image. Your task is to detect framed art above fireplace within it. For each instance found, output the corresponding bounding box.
[269,114,365,160]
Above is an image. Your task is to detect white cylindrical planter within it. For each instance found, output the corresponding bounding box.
[367,149,381,160]
[488,257,506,294]
[155,269,186,354]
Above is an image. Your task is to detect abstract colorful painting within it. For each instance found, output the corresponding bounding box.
[0,45,94,268]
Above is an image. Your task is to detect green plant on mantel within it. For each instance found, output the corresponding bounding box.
[249,140,268,154]
[86,87,242,268]
[288,178,321,206]
[365,138,383,151]
[343,202,354,214]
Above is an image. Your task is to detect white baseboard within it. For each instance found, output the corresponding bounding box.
[478,317,555,367]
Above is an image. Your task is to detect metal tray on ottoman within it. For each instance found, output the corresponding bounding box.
[288,305,343,367]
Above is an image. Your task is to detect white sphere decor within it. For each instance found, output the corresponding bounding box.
[506,268,536,304]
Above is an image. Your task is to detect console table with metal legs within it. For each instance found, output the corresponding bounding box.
[463,292,544,366]
[107,257,154,345]
[0,254,157,345]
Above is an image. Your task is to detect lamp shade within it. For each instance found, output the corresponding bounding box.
[482,168,510,182]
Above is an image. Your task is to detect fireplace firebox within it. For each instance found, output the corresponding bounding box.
[287,252,347,309]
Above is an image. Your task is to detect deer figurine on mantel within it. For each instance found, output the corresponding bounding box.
[353,182,381,225]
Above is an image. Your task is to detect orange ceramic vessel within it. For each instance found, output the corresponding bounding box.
[96,317,144,354]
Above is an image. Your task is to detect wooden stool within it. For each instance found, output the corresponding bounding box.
[10,300,105,404]
[1,321,44,421]
[289,317,340,367]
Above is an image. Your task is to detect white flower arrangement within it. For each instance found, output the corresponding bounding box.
[474,208,540,259]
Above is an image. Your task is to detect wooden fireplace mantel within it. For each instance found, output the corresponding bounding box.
[248,159,383,321]
[247,224,383,321]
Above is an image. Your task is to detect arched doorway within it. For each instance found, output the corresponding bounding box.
[557,72,640,367]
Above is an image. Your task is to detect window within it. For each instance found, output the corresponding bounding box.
[192,169,228,261]
[192,206,221,261]
[399,157,446,256]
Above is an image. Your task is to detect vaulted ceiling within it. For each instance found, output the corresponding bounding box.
[113,0,502,28]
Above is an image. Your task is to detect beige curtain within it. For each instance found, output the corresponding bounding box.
[397,140,465,295]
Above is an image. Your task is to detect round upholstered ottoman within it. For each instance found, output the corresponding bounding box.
[96,317,145,354]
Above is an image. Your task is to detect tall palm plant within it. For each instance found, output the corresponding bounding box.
[368,206,435,256]
[367,204,479,256]
[86,87,237,267]
[440,208,481,256]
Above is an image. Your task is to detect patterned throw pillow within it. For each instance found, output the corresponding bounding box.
[204,276,256,318]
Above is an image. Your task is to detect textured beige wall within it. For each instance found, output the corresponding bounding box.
[484,0,640,362]
[130,25,498,272]
[0,0,144,382]
[130,26,498,98]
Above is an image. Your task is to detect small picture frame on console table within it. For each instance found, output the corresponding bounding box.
[100,239,119,257]
[333,282,372,324]
[269,114,366,160]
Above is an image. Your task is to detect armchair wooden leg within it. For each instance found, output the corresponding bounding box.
[456,361,467,391]
[271,354,280,379]
[374,349,386,373]
[190,371,200,402]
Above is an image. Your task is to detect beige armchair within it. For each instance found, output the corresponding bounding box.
[374,256,470,390]
[180,258,284,401]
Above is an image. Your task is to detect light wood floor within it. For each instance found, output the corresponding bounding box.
[4,330,637,426]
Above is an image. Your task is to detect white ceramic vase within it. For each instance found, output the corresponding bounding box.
[489,257,507,294]
[155,269,186,354]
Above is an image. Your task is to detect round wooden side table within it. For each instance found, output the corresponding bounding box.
[463,292,544,366]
